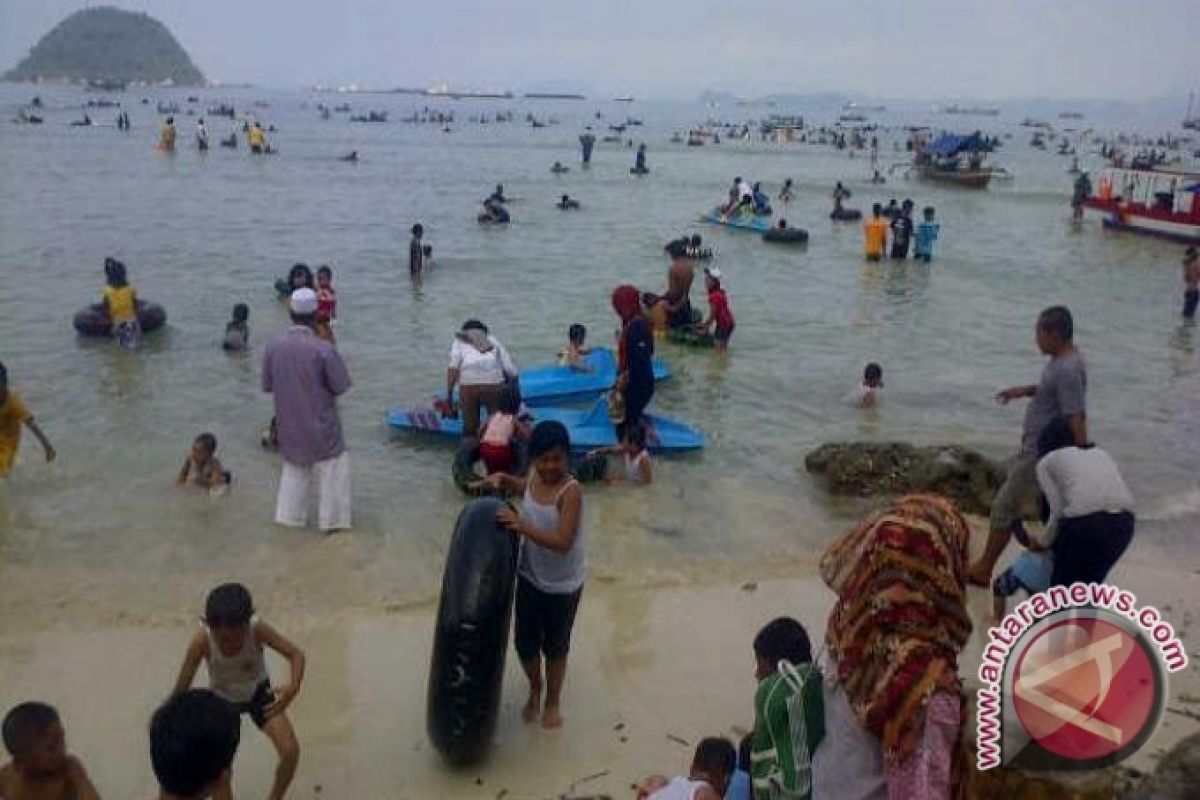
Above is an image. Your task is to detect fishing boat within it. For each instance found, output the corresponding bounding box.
[913,132,993,188]
[1080,167,1200,244]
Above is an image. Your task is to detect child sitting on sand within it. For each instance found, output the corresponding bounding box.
[558,324,592,370]
[750,618,824,800]
[0,703,100,800]
[171,583,305,800]
[0,361,55,478]
[102,257,140,349]
[485,421,586,729]
[478,388,527,474]
[635,737,737,800]
[177,432,231,494]
[589,424,653,485]
[315,265,336,342]
[849,363,884,408]
[222,304,250,352]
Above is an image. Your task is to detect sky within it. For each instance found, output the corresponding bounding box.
[1,0,1197,102]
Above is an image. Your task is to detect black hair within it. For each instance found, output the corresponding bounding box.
[753,617,813,665]
[204,583,253,628]
[1037,305,1074,342]
[568,323,587,345]
[738,733,753,772]
[923,206,935,217]
[194,432,217,454]
[461,319,488,334]
[528,420,570,458]
[150,690,240,798]
[864,363,883,382]
[692,737,736,780]
[412,223,423,237]
[777,219,788,229]
[872,202,882,215]
[422,244,432,256]
[166,116,173,124]
[232,303,249,323]
[104,257,128,288]
[496,387,519,415]
[1037,416,1078,458]
[689,234,702,247]
[902,198,914,208]
[288,263,313,289]
[2,702,59,759]
[665,239,688,259]
[623,424,646,451]
[0,360,6,386]
[561,194,570,203]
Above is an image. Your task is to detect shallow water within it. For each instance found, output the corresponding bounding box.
[1,86,1197,631]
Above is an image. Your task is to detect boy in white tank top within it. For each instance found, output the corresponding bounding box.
[170,583,306,800]
[636,737,736,800]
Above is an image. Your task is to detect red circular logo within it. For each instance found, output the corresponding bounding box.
[1012,616,1159,763]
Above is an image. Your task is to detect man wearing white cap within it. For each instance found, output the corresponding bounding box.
[262,288,352,532]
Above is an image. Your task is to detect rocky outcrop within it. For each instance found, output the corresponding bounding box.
[804,442,1007,516]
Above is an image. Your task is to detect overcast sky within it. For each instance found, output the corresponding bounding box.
[1,0,1196,101]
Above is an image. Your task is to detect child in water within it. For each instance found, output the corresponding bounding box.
[694,268,735,350]
[276,263,313,299]
[315,265,336,341]
[850,362,884,407]
[914,206,940,263]
[590,424,653,485]
[0,361,55,478]
[102,257,141,349]
[485,421,586,729]
[223,303,250,352]
[172,583,305,800]
[478,388,526,474]
[422,243,433,270]
[0,702,100,800]
[177,432,232,493]
[558,323,592,370]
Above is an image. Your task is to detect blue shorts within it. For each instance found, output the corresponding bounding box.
[992,550,1054,598]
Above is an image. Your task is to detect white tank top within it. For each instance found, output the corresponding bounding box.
[205,618,269,703]
[624,449,650,482]
[649,776,710,800]
[518,477,586,594]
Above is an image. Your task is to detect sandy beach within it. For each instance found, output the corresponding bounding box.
[1,518,1195,799]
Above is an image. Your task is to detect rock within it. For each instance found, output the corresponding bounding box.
[1122,731,1200,799]
[804,442,1008,516]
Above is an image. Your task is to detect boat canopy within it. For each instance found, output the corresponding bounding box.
[926,132,988,156]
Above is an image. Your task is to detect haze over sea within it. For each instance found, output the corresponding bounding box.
[0,85,1197,632]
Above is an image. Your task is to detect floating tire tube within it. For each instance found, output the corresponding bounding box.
[453,441,606,496]
[763,227,810,244]
[667,327,715,348]
[630,167,650,175]
[830,208,862,221]
[427,498,519,765]
[73,300,166,337]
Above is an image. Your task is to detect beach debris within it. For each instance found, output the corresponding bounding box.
[667,734,690,747]
[561,770,611,800]
[804,442,1007,516]
[741,581,758,592]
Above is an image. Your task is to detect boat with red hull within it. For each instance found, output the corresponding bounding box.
[1081,167,1200,244]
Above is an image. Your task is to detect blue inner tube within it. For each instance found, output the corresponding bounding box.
[426,498,519,764]
[73,300,166,337]
[763,227,810,244]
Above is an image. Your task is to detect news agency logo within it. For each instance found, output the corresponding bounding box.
[977,583,1188,771]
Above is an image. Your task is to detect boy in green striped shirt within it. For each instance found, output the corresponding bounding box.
[750,618,824,800]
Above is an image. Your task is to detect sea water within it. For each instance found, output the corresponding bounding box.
[0,86,1196,634]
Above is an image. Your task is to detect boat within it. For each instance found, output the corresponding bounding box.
[386,397,704,452]
[524,93,585,100]
[914,133,993,189]
[940,104,1000,117]
[701,209,772,233]
[514,348,671,405]
[1059,111,1084,120]
[614,96,635,103]
[1080,167,1200,244]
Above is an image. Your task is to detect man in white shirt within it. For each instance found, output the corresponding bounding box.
[1034,417,1135,587]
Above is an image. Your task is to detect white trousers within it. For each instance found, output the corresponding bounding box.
[275,451,352,532]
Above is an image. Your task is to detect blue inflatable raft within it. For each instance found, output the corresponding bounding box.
[387,397,704,452]
[700,208,772,233]
[517,348,671,405]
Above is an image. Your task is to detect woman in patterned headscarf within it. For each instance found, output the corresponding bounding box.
[812,494,972,800]
[611,285,654,438]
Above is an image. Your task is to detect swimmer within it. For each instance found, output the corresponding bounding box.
[849,362,884,408]
[589,424,653,486]
[340,150,358,162]
[871,170,885,184]
[558,323,592,370]
[488,184,507,204]
[778,178,795,204]
[248,122,266,154]
[276,263,313,299]
[556,194,580,210]
[551,161,569,174]
[223,304,250,352]
[685,234,712,260]
[177,432,232,493]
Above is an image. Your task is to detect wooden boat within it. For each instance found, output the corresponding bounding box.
[917,165,992,188]
[1081,167,1200,244]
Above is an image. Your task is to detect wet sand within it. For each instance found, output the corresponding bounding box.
[0,521,1195,799]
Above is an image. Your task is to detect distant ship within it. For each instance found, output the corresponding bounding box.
[1059,111,1084,119]
[524,93,585,100]
[614,96,635,102]
[941,104,1000,116]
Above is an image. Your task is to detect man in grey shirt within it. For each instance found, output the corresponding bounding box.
[967,305,1087,587]
[262,288,352,532]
